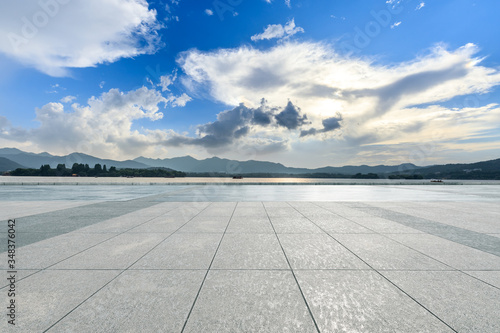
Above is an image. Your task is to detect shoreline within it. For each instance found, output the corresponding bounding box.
[1,176,500,186]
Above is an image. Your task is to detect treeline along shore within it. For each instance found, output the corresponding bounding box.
[6,163,186,178]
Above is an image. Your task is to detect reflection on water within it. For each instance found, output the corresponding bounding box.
[0,185,191,201]
[1,185,498,202]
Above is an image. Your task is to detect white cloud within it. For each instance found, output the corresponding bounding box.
[2,39,500,166]
[391,21,401,29]
[2,87,168,158]
[60,95,76,103]
[0,86,196,159]
[0,0,162,76]
[179,42,499,113]
[159,71,177,91]
[251,19,304,41]
[168,93,192,107]
[416,2,425,10]
[205,9,214,16]
[99,81,105,89]
[177,41,500,165]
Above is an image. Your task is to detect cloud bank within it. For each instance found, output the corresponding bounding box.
[2,41,500,166]
[177,41,500,164]
[0,0,162,76]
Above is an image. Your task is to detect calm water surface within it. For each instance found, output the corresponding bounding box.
[1,184,499,201]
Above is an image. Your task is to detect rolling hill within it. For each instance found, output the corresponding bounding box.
[2,148,499,179]
[0,157,26,172]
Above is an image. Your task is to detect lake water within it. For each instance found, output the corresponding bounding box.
[1,184,499,202]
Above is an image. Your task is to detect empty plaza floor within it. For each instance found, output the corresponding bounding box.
[1,184,500,332]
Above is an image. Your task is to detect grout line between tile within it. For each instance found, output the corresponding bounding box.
[263,202,322,333]
[42,202,214,333]
[287,201,458,333]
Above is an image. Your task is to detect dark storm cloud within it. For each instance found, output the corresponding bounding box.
[252,108,272,125]
[275,101,309,129]
[300,114,342,137]
[322,116,342,131]
[163,100,310,148]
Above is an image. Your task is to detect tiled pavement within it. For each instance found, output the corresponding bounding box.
[1,188,500,332]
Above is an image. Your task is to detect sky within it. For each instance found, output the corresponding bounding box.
[1,0,500,168]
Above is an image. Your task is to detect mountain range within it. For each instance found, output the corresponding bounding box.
[0,148,419,174]
[1,148,499,179]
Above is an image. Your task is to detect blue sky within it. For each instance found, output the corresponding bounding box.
[1,0,500,167]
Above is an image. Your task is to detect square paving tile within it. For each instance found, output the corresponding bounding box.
[309,215,374,234]
[0,270,119,332]
[177,217,230,233]
[0,232,113,269]
[128,215,187,233]
[464,270,500,288]
[347,216,423,234]
[212,234,288,269]
[387,233,500,270]
[50,233,166,269]
[264,207,304,218]
[225,216,274,234]
[296,270,454,332]
[334,234,449,270]
[48,270,206,333]
[269,216,323,233]
[382,270,500,332]
[278,234,369,269]
[131,233,222,269]
[183,270,317,333]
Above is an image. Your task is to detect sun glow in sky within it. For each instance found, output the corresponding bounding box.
[0,0,499,167]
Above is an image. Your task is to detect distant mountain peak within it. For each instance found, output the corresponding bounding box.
[0,147,24,155]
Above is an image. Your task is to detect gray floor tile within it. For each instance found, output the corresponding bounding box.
[353,205,500,256]
[183,270,317,333]
[347,216,423,234]
[1,194,499,332]
[50,233,166,269]
[0,270,119,332]
[279,234,369,269]
[309,215,374,233]
[0,232,113,269]
[270,216,323,233]
[212,234,288,269]
[0,269,39,289]
[296,270,454,332]
[177,217,230,233]
[264,207,304,218]
[335,234,449,270]
[49,270,206,333]
[387,233,500,270]
[128,215,187,233]
[226,216,274,233]
[74,205,167,233]
[382,270,500,332]
[232,207,268,218]
[131,233,222,269]
[0,200,101,220]
[464,270,500,289]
